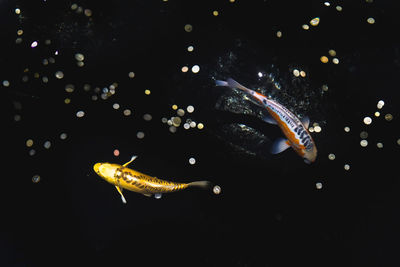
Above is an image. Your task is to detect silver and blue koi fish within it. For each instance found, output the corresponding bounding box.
[216,78,317,164]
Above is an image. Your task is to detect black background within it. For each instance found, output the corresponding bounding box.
[2,0,400,266]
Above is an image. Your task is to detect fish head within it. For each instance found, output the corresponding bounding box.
[303,144,317,164]
[93,162,120,184]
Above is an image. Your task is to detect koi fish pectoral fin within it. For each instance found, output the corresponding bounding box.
[122,155,138,167]
[270,138,291,154]
[263,114,277,125]
[115,185,127,204]
[142,193,152,197]
[301,116,310,129]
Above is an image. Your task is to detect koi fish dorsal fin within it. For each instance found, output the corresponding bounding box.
[301,116,310,129]
[263,114,277,125]
[122,155,137,167]
[270,138,291,154]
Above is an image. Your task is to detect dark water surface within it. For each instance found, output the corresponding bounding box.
[3,0,400,266]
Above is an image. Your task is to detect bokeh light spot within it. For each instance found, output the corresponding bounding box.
[55,71,64,79]
[76,111,85,118]
[43,141,51,149]
[360,131,368,139]
[32,175,41,183]
[328,49,337,57]
[169,126,177,133]
[187,105,194,113]
[377,100,384,109]
[367,17,375,24]
[189,157,196,165]
[172,117,182,127]
[65,84,75,93]
[143,114,152,121]
[75,53,84,61]
[136,131,145,139]
[363,116,372,125]
[191,65,200,73]
[84,9,92,17]
[177,109,185,117]
[184,24,193,32]
[320,56,329,63]
[3,80,10,87]
[26,139,34,147]
[310,17,320,26]
[360,140,368,147]
[213,185,221,194]
[384,113,393,121]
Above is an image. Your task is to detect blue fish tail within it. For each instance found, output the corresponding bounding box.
[215,80,229,87]
[216,78,252,93]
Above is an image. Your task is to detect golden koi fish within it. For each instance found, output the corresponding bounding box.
[93,156,211,203]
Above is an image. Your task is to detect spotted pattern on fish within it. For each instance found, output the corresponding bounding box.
[114,167,189,194]
[217,78,317,162]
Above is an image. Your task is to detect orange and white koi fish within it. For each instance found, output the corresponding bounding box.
[216,78,317,164]
[93,156,211,203]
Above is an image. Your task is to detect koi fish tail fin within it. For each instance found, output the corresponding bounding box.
[215,78,251,92]
[215,80,229,87]
[188,181,212,190]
